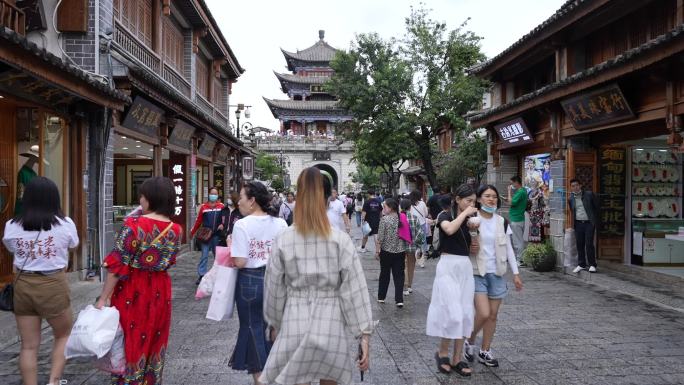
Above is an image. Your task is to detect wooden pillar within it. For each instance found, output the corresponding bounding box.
[677,0,684,25]
[152,0,162,54]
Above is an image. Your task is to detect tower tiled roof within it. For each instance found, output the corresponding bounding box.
[263,98,340,111]
[281,40,338,62]
[274,72,329,85]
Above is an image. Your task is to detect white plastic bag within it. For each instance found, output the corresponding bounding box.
[563,228,578,267]
[93,326,126,374]
[195,265,217,299]
[66,305,120,359]
[206,265,238,321]
[362,222,371,236]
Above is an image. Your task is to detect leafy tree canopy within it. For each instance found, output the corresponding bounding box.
[255,153,285,182]
[327,5,488,188]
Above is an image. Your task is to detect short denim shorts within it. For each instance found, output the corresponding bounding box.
[474,273,508,299]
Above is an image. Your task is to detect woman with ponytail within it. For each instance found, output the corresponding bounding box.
[229,181,287,384]
[375,198,408,308]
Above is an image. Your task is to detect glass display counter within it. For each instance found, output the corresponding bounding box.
[633,219,684,265]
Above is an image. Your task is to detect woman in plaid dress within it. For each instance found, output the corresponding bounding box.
[261,167,373,385]
[400,198,425,295]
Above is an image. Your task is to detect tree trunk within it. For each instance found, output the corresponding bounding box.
[414,132,438,190]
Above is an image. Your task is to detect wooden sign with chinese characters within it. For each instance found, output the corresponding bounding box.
[598,147,626,236]
[169,152,187,243]
[198,136,217,159]
[121,96,163,138]
[213,166,225,199]
[215,144,230,163]
[561,84,634,130]
[168,120,195,151]
[493,118,534,149]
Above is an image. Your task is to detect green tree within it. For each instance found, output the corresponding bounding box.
[435,132,487,189]
[327,6,488,188]
[255,153,284,182]
[349,164,382,190]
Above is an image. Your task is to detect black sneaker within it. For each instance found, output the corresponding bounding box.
[478,350,499,367]
[463,340,474,362]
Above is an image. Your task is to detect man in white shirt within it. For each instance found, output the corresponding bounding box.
[327,189,351,232]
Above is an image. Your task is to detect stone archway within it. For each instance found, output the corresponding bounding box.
[314,163,338,191]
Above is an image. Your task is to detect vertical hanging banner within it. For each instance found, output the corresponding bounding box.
[213,166,225,199]
[599,147,626,236]
[169,152,187,243]
[242,156,254,181]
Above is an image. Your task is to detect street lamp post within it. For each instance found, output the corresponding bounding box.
[229,103,252,139]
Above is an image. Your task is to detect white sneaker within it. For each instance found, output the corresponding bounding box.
[588,266,597,273]
[407,287,413,294]
[403,289,410,295]
[357,246,366,253]
[572,265,586,273]
[396,302,404,308]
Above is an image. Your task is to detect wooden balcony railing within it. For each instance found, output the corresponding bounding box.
[113,20,230,129]
[114,21,160,73]
[0,0,25,36]
[162,64,191,98]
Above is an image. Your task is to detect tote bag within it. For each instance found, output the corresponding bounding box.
[206,265,238,321]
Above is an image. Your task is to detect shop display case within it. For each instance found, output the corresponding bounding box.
[631,148,683,265]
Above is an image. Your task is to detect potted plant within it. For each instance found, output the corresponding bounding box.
[522,242,556,272]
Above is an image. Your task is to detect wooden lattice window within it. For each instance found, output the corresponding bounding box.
[212,78,223,108]
[196,56,209,98]
[163,17,185,73]
[115,0,153,48]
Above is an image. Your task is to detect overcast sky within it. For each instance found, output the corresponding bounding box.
[206,0,566,132]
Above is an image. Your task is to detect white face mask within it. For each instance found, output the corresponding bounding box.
[226,199,233,206]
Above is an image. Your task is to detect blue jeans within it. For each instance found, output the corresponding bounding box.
[198,234,220,276]
[230,267,271,374]
[355,211,362,227]
[474,273,508,299]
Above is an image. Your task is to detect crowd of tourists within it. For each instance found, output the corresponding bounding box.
[2,170,545,385]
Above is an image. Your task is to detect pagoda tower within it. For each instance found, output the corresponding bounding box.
[260,30,356,191]
[264,30,352,136]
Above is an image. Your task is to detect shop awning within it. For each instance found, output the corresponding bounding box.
[401,166,426,176]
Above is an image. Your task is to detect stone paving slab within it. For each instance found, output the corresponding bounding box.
[2,223,684,384]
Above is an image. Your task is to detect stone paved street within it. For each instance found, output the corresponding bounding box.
[2,225,684,385]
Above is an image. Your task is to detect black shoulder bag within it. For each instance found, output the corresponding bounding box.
[0,231,41,312]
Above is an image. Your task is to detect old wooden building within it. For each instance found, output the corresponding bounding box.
[470,0,684,276]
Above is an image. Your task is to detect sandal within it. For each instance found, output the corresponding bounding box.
[451,361,472,377]
[434,352,451,374]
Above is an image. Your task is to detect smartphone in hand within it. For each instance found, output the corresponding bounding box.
[358,342,364,381]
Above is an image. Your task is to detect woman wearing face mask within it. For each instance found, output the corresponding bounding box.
[375,198,408,308]
[190,187,224,284]
[426,185,478,377]
[219,192,241,246]
[464,184,523,368]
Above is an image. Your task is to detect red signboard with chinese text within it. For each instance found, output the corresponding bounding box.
[493,117,534,149]
[561,84,634,131]
[169,152,187,243]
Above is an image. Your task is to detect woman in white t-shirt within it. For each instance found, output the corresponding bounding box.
[2,176,79,385]
[229,181,288,384]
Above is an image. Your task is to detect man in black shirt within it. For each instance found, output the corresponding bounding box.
[358,190,382,253]
[427,186,449,220]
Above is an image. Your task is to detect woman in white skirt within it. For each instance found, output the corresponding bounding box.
[426,184,478,376]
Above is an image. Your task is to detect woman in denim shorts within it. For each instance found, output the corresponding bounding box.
[464,185,523,368]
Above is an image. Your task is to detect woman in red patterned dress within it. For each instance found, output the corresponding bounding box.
[96,177,182,385]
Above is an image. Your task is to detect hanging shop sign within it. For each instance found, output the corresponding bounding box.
[215,144,230,164]
[561,84,634,131]
[493,118,533,149]
[168,120,195,151]
[598,147,626,236]
[197,136,217,159]
[121,96,163,138]
[242,156,254,181]
[169,152,187,242]
[213,166,225,198]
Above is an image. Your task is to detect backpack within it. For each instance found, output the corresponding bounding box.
[283,203,294,226]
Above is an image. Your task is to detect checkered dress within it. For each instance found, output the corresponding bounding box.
[260,227,374,385]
